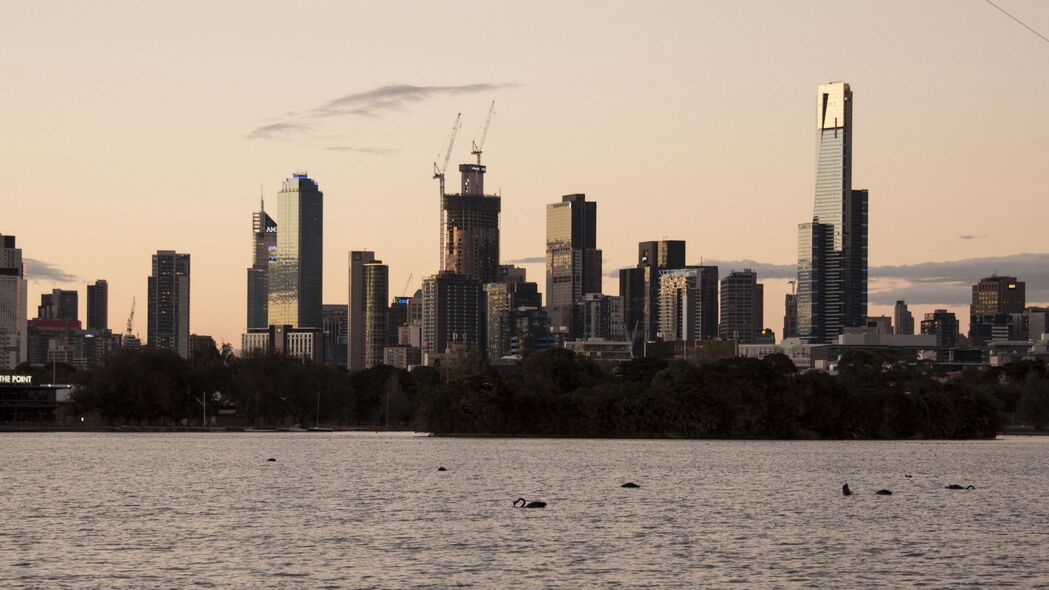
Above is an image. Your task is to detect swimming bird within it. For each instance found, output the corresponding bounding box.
[621,482,640,488]
[904,474,913,478]
[875,489,893,495]
[266,458,276,462]
[842,483,853,496]
[945,484,975,490]
[437,467,447,471]
[513,498,547,508]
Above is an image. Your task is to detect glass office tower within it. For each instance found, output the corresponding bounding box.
[247,197,277,330]
[546,194,601,339]
[268,173,323,329]
[797,82,868,343]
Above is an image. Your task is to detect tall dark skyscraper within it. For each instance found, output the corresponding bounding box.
[422,271,485,356]
[796,82,869,343]
[546,194,602,338]
[247,196,277,330]
[87,280,108,331]
[0,234,28,370]
[269,173,323,329]
[894,300,914,336]
[970,275,1025,347]
[441,164,501,284]
[148,250,190,358]
[347,250,376,373]
[37,288,78,322]
[783,293,798,339]
[620,240,686,342]
[719,269,764,343]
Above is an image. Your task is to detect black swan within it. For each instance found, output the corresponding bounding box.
[875,489,893,495]
[437,467,447,471]
[842,483,853,496]
[513,498,546,508]
[945,484,975,490]
[621,482,640,488]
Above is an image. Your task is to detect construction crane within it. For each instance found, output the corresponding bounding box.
[471,100,495,165]
[401,273,413,297]
[432,113,461,197]
[125,297,136,336]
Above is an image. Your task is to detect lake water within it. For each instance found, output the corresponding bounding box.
[1,433,1047,588]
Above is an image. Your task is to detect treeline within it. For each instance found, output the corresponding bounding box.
[57,346,1049,437]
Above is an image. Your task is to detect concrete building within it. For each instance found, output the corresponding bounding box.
[441,164,501,283]
[0,235,28,370]
[268,173,323,329]
[147,250,190,358]
[719,269,764,343]
[921,309,959,350]
[796,82,869,343]
[87,280,108,331]
[422,271,485,359]
[362,261,389,370]
[783,293,798,340]
[382,344,422,369]
[620,240,686,342]
[564,339,633,362]
[188,334,217,358]
[658,266,718,342]
[346,250,376,372]
[970,276,1025,347]
[246,197,277,330]
[580,293,625,341]
[241,324,324,362]
[38,289,78,322]
[866,315,893,336]
[546,194,601,338]
[893,300,914,336]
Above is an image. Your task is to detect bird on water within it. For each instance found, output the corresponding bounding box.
[875,489,893,495]
[945,484,975,490]
[513,498,547,508]
[437,467,447,471]
[621,482,640,488]
[842,483,853,496]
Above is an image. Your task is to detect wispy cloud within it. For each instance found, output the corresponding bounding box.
[323,146,399,155]
[25,259,77,283]
[247,82,516,142]
[959,234,987,240]
[507,256,546,265]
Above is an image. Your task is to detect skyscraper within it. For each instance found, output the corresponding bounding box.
[620,240,686,343]
[783,293,798,340]
[87,280,108,331]
[921,309,959,350]
[0,235,28,370]
[970,275,1025,347]
[268,173,323,329]
[37,289,78,322]
[441,164,501,283]
[147,250,190,358]
[422,271,485,356]
[658,266,718,342]
[719,269,764,343]
[347,250,376,373]
[796,82,869,343]
[321,304,348,367]
[247,196,277,330]
[546,194,601,338]
[362,261,389,370]
[893,300,914,336]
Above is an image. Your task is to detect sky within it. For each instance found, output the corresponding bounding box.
[2,0,1048,345]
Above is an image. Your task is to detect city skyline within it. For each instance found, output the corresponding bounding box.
[3,1,1048,345]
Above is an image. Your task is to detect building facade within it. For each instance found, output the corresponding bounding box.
[658,266,718,342]
[347,251,376,372]
[247,197,277,330]
[894,300,914,336]
[796,82,869,343]
[362,261,389,370]
[719,269,764,343]
[0,235,29,370]
[783,293,798,340]
[242,324,323,362]
[921,309,960,350]
[620,240,686,343]
[580,293,625,341]
[546,194,602,338]
[147,250,190,358]
[970,276,1025,347]
[268,173,323,329]
[38,289,78,323]
[322,304,348,367]
[422,271,485,357]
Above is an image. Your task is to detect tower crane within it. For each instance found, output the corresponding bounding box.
[432,113,461,197]
[471,100,495,165]
[401,273,413,297]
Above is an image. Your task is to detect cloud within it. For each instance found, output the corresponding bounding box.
[705,259,796,279]
[959,235,987,240]
[323,146,399,155]
[24,259,77,283]
[248,82,516,141]
[506,256,545,265]
[244,121,313,140]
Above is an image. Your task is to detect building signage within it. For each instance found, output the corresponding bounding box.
[0,374,32,384]
[395,297,411,305]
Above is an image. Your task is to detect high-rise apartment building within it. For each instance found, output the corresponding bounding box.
[37,289,78,322]
[894,300,914,336]
[347,251,377,372]
[322,304,348,367]
[147,250,191,358]
[719,269,764,343]
[422,271,485,356]
[0,235,28,370]
[658,266,718,342]
[546,194,601,338]
[580,293,625,341]
[921,309,959,350]
[783,293,798,340]
[362,261,389,370]
[796,82,868,343]
[620,240,686,343]
[441,164,501,283]
[87,280,108,331]
[247,197,277,330]
[485,267,544,360]
[268,173,323,329]
[970,275,1025,347]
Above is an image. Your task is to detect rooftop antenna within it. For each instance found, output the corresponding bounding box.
[260,185,264,211]
[471,101,495,165]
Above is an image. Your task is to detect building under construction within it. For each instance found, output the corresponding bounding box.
[441,163,501,284]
